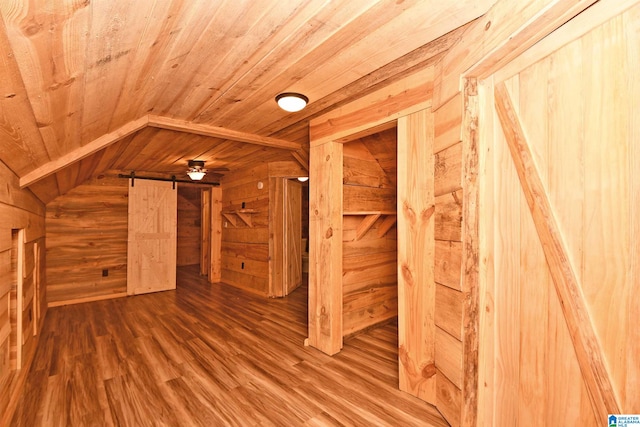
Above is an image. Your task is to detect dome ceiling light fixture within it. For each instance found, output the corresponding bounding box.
[275,92,309,112]
[186,159,207,181]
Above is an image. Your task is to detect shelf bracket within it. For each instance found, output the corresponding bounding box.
[222,212,237,227]
[354,214,381,241]
[377,214,397,238]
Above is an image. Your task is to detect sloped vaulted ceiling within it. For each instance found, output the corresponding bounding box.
[0,0,494,203]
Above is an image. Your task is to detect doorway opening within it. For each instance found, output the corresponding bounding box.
[341,125,398,341]
[176,184,203,273]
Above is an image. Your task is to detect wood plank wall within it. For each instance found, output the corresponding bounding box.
[177,186,201,267]
[478,5,640,425]
[0,161,46,422]
[308,64,473,422]
[46,175,128,305]
[342,133,397,337]
[220,164,271,295]
[431,92,466,426]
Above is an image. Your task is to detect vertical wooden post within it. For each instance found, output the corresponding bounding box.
[209,187,222,283]
[201,189,211,276]
[308,140,343,355]
[15,229,24,369]
[476,76,496,427]
[397,109,436,403]
[460,78,480,427]
[269,177,285,297]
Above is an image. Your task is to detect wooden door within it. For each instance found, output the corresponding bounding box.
[127,179,177,295]
[284,179,302,295]
[269,178,302,297]
[474,8,640,423]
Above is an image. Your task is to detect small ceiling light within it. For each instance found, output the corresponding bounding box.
[187,160,207,181]
[297,177,309,182]
[276,92,309,112]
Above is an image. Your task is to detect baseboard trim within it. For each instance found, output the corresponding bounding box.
[47,292,128,308]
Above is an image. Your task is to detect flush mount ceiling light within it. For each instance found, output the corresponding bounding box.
[186,160,207,181]
[275,92,309,112]
[297,176,309,182]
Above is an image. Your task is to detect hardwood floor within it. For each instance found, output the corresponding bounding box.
[10,266,448,426]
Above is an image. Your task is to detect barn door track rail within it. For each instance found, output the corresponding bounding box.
[119,171,220,188]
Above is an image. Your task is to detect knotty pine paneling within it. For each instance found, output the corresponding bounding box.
[435,142,462,197]
[220,164,270,295]
[432,91,465,427]
[434,93,463,154]
[342,216,397,337]
[46,175,128,305]
[0,161,45,425]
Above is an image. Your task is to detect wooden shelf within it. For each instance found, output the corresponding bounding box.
[343,211,397,241]
[343,211,396,216]
[222,209,258,227]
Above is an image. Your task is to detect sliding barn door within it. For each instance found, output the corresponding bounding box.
[476,8,640,424]
[127,180,177,295]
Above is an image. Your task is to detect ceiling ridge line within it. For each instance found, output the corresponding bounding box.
[146,115,301,151]
[19,114,302,189]
[19,115,150,189]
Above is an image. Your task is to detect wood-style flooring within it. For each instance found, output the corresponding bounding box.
[10,266,448,426]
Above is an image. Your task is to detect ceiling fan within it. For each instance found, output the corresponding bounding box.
[186,160,229,181]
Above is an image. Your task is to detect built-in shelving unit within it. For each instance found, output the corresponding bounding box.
[222,209,258,227]
[343,211,397,240]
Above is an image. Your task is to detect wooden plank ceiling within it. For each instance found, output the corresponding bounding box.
[0,0,494,204]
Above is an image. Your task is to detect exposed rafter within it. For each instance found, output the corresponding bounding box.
[19,115,303,189]
[148,116,301,151]
[19,117,149,188]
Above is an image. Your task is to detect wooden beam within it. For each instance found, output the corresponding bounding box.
[209,187,222,283]
[148,115,301,151]
[493,82,621,421]
[460,78,480,427]
[397,108,436,403]
[307,140,343,355]
[435,0,598,109]
[310,67,434,146]
[19,117,149,188]
[291,149,310,172]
